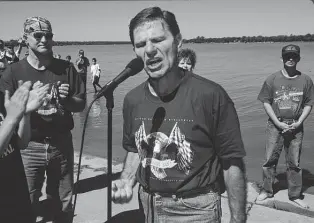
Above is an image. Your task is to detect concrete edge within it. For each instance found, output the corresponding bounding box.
[74,152,314,219]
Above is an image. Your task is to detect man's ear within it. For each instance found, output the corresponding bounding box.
[175,33,183,49]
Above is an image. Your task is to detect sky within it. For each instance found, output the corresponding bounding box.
[0,0,314,42]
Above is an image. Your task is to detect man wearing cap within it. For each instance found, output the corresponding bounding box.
[0,16,86,222]
[257,44,314,209]
[75,49,90,88]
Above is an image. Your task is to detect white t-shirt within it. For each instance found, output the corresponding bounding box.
[91,64,101,77]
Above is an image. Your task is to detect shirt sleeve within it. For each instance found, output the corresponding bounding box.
[122,95,137,153]
[213,87,246,160]
[67,63,86,99]
[257,78,273,104]
[304,76,314,106]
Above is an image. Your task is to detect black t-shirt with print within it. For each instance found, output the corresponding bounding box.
[123,71,246,194]
[0,94,33,222]
[0,58,85,138]
[258,71,314,120]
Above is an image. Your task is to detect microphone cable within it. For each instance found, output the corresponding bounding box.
[71,95,99,222]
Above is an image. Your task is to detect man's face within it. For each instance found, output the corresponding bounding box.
[133,20,182,79]
[282,53,300,68]
[26,30,53,55]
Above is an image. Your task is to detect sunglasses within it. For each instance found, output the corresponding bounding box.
[30,32,54,40]
[283,54,300,61]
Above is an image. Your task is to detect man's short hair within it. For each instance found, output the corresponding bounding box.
[178,48,197,69]
[23,16,52,34]
[129,7,180,46]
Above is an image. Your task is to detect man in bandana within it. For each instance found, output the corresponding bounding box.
[0,16,86,223]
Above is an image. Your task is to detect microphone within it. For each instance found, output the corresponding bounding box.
[95,58,144,99]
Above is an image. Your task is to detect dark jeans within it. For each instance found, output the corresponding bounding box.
[79,72,87,88]
[138,186,222,223]
[262,120,303,200]
[21,132,74,223]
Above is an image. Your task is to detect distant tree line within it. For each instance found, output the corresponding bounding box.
[2,40,131,47]
[3,33,314,47]
[183,33,314,44]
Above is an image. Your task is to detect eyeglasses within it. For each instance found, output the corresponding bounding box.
[30,32,54,40]
[283,54,300,61]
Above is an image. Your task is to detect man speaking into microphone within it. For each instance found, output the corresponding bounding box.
[112,7,247,223]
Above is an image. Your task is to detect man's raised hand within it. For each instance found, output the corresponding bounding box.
[25,81,49,113]
[4,81,32,122]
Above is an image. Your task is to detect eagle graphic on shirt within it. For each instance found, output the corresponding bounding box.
[36,82,65,121]
[273,85,303,112]
[135,121,194,179]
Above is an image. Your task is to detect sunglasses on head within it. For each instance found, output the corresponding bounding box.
[30,32,54,40]
[283,53,299,61]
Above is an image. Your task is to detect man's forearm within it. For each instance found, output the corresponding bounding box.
[298,105,312,124]
[61,97,86,112]
[120,151,140,187]
[223,158,247,223]
[0,117,20,155]
[16,114,31,149]
[263,102,280,125]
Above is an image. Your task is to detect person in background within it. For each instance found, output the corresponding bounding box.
[65,55,71,63]
[5,45,20,64]
[257,44,314,209]
[90,57,102,93]
[75,49,90,88]
[0,80,49,223]
[178,48,197,72]
[15,38,24,59]
[0,40,8,74]
[112,7,247,223]
[0,16,86,223]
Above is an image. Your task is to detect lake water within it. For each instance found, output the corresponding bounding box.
[48,42,314,193]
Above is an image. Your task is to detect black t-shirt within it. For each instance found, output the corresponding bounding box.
[0,58,86,137]
[0,97,33,222]
[258,71,314,120]
[123,71,246,193]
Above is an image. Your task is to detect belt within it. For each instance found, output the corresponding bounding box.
[31,136,52,144]
[142,183,218,199]
[278,118,296,125]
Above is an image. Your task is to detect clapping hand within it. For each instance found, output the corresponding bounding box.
[4,81,32,122]
[25,81,49,114]
[57,81,70,99]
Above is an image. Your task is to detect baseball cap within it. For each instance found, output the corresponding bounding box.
[23,16,52,34]
[282,44,300,56]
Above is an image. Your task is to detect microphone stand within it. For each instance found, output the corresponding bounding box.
[104,90,114,220]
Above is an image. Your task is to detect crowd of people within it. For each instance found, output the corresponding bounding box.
[0,6,313,223]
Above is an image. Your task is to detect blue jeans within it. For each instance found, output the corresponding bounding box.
[138,186,222,223]
[262,120,303,200]
[21,132,74,223]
